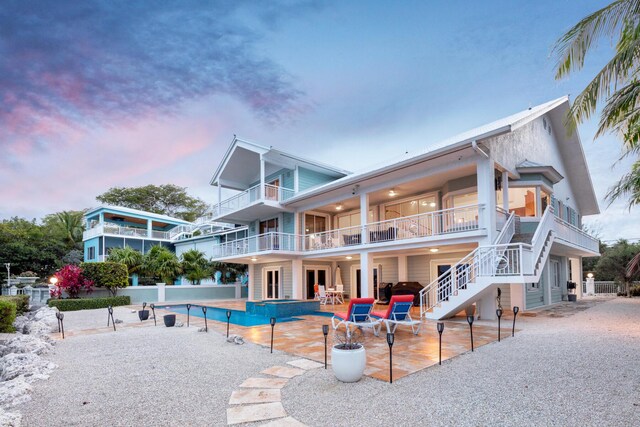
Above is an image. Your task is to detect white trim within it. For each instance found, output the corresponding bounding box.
[262,265,282,299]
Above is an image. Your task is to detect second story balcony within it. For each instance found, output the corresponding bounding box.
[83,223,171,241]
[212,183,295,224]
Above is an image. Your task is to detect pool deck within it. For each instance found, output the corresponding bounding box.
[56,299,514,382]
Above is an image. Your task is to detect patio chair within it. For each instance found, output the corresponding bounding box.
[331,297,380,337]
[314,283,320,300]
[334,284,345,304]
[371,295,421,335]
[318,285,332,305]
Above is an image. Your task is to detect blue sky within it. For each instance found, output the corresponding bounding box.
[0,0,636,240]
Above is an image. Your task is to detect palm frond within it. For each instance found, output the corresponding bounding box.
[606,158,640,207]
[627,250,640,276]
[553,0,640,79]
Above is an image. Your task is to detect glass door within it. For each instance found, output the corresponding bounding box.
[305,268,328,299]
[259,218,279,250]
[265,268,279,299]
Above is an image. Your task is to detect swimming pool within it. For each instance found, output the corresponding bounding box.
[160,304,303,327]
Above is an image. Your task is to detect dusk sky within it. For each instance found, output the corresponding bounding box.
[1,0,636,240]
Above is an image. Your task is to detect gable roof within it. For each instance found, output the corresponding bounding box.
[285,97,585,205]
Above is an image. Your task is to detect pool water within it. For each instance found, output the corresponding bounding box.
[161,304,303,327]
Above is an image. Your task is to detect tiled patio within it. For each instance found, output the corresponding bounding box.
[149,299,515,382]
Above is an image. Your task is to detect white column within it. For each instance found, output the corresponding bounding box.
[294,166,299,193]
[360,192,369,244]
[294,211,302,251]
[147,220,152,238]
[157,283,166,302]
[478,287,498,320]
[248,263,255,301]
[535,187,542,217]
[292,259,303,299]
[359,252,374,298]
[476,157,497,244]
[398,255,408,282]
[217,184,222,214]
[260,157,266,200]
[502,171,509,212]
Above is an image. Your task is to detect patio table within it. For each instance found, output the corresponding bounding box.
[325,289,344,305]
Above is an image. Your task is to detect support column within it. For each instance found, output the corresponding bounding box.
[359,252,374,298]
[360,192,369,244]
[147,220,152,238]
[260,157,266,200]
[476,157,497,244]
[478,287,498,320]
[535,187,542,217]
[293,211,302,251]
[397,255,408,282]
[292,259,303,299]
[294,166,299,193]
[248,263,255,301]
[217,184,222,214]
[502,171,509,212]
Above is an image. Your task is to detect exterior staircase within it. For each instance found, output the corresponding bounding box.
[420,207,558,320]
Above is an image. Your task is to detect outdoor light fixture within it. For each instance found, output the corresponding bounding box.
[251,257,258,262]
[388,189,397,197]
[512,306,520,337]
[466,314,475,352]
[150,304,156,326]
[226,310,232,338]
[387,332,395,383]
[202,306,208,332]
[429,202,437,207]
[430,248,439,253]
[346,256,353,260]
[335,204,343,211]
[322,325,329,369]
[107,306,116,332]
[437,322,444,365]
[587,273,594,278]
[186,304,192,327]
[270,317,277,354]
[56,311,65,339]
[49,276,58,285]
[496,308,503,342]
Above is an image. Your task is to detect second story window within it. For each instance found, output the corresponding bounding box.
[259,218,278,234]
[305,214,327,234]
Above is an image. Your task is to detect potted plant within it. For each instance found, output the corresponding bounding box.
[331,328,366,383]
[566,281,577,302]
[138,302,149,321]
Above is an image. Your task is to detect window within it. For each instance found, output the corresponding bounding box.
[450,192,478,208]
[508,187,537,217]
[385,194,438,220]
[88,247,96,260]
[337,210,374,229]
[305,214,327,235]
[259,218,278,234]
[551,260,561,288]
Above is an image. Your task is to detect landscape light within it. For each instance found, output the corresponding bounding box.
[49,276,58,285]
[387,332,395,383]
[150,304,156,326]
[270,317,277,354]
[437,322,444,365]
[322,325,329,369]
[226,310,232,338]
[202,306,208,332]
[107,306,116,332]
[186,304,192,327]
[466,315,474,352]
[512,306,519,337]
[496,308,503,342]
[56,311,65,339]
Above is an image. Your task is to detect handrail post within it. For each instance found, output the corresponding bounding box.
[519,243,524,277]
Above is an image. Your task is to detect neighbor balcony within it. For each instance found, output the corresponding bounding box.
[83,223,171,241]
[212,232,300,260]
[212,183,296,223]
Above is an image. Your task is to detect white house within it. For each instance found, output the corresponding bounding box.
[202,96,600,320]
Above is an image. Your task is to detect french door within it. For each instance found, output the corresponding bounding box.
[265,268,280,299]
[305,267,329,299]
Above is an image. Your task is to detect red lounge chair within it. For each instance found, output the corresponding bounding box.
[331,297,380,337]
[371,295,421,335]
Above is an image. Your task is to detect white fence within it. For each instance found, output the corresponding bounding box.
[582,281,636,295]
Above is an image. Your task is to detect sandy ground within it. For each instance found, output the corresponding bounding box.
[18,297,640,426]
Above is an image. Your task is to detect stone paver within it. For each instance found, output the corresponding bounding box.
[286,359,323,370]
[226,402,287,425]
[261,416,308,426]
[229,389,281,405]
[261,365,305,379]
[239,377,288,389]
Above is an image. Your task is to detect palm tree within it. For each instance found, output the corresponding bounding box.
[143,245,182,284]
[180,249,210,285]
[210,262,247,284]
[107,246,144,276]
[553,0,640,208]
[45,211,85,247]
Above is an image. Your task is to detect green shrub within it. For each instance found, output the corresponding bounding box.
[48,296,131,311]
[80,262,129,296]
[0,295,30,315]
[0,300,17,333]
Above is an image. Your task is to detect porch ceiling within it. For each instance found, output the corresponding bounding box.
[218,147,261,190]
[215,202,291,225]
[309,163,477,214]
[302,242,478,261]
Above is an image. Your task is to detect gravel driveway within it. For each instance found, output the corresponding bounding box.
[18,298,640,426]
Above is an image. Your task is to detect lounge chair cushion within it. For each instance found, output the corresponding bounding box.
[371,295,415,319]
[334,297,375,322]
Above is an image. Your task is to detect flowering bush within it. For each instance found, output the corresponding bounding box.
[50,265,94,299]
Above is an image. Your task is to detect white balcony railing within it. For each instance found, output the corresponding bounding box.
[213,184,295,217]
[553,216,600,253]
[212,232,300,258]
[82,223,171,240]
[303,204,483,251]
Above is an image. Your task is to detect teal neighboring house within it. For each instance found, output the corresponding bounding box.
[82,206,238,285]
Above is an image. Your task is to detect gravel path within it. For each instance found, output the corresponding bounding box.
[282,297,640,426]
[19,311,295,426]
[17,298,640,426]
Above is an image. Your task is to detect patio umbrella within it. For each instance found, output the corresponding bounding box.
[335,266,343,286]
